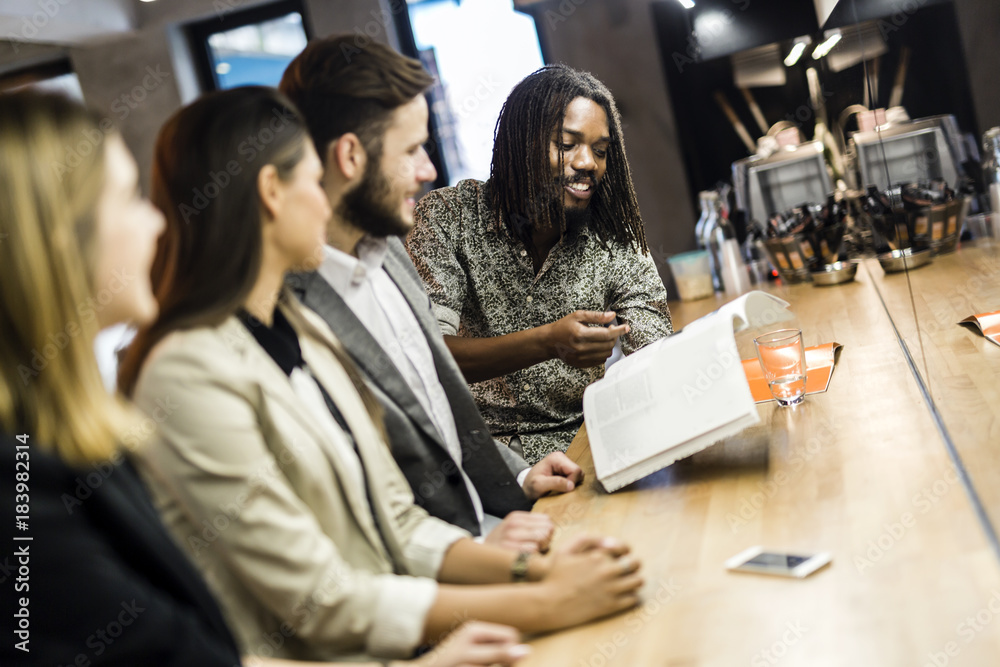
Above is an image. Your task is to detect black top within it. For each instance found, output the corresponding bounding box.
[236,307,301,377]
[0,432,242,666]
[236,307,353,434]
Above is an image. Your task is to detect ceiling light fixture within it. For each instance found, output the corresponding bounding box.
[812,31,842,60]
[677,0,695,9]
[784,41,807,67]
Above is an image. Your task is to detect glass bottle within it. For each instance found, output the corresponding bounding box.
[698,192,723,291]
[983,127,1000,216]
[694,191,714,251]
[713,209,751,295]
[704,192,747,294]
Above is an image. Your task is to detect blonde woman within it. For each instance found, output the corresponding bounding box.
[0,91,528,667]
[119,86,643,663]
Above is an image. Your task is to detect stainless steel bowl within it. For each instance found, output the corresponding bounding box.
[811,261,858,286]
[877,248,932,273]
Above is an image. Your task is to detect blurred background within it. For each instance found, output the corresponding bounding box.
[1,0,998,291]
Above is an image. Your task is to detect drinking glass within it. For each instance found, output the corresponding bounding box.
[754,329,807,406]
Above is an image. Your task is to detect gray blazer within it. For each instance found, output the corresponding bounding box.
[286,238,532,535]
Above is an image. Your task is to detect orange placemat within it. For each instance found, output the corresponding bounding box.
[742,342,844,403]
[959,310,1000,347]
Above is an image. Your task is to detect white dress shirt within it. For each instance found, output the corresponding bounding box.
[318,239,495,530]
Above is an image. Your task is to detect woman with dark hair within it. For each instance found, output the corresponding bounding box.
[0,89,542,667]
[121,86,643,663]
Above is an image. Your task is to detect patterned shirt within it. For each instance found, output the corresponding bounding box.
[407,179,673,464]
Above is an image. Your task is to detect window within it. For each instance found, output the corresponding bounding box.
[407,0,545,184]
[0,59,83,99]
[189,0,310,91]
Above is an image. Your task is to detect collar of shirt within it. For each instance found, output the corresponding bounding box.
[318,236,390,294]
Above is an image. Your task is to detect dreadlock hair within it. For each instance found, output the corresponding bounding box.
[279,35,434,165]
[488,64,648,254]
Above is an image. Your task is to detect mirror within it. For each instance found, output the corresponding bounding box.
[653,0,1000,530]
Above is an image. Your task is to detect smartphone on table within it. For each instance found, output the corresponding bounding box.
[725,546,831,578]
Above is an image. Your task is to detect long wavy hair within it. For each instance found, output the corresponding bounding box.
[0,92,139,464]
[488,64,648,254]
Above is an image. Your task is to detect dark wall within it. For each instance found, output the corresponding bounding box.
[953,0,1000,134]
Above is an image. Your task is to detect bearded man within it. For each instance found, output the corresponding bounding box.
[280,37,583,549]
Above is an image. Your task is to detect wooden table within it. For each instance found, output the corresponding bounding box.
[525,261,1000,666]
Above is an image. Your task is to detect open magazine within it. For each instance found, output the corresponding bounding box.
[959,310,1000,348]
[584,291,794,492]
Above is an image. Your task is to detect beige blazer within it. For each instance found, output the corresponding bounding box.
[131,294,470,662]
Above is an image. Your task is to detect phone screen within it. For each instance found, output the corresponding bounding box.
[744,553,811,570]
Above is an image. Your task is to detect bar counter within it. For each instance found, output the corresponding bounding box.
[524,250,1000,666]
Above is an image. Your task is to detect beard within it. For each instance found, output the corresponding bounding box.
[506,172,599,241]
[336,156,410,238]
[544,171,597,231]
[563,203,593,230]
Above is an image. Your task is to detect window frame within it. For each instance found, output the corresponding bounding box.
[394,2,450,189]
[0,58,77,94]
[187,0,312,92]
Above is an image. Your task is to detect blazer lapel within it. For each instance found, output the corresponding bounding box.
[381,246,488,436]
[381,245,534,508]
[381,246,477,408]
[381,244,443,341]
[288,302,409,563]
[222,316,387,558]
[220,318,332,448]
[287,271,448,451]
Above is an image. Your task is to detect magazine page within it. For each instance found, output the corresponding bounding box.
[585,291,793,491]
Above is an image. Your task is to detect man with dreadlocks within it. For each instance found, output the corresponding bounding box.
[407,65,673,465]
